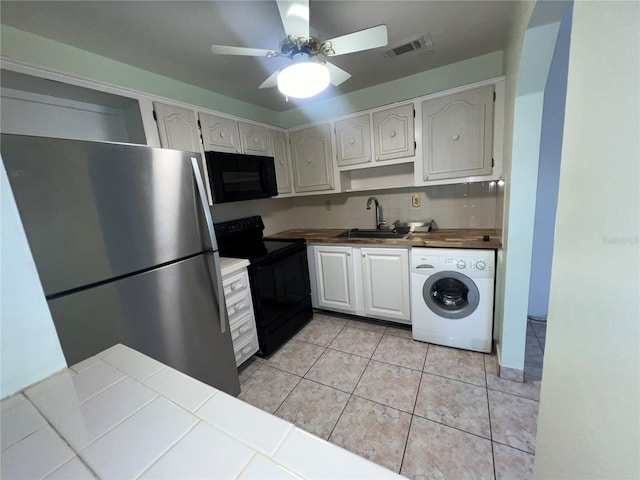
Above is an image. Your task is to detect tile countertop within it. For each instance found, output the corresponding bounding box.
[267,228,502,249]
[1,345,404,480]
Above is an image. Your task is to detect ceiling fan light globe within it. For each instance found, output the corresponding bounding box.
[277,62,330,98]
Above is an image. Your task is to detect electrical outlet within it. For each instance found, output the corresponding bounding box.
[411,194,421,208]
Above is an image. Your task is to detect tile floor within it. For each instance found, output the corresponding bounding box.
[238,312,546,479]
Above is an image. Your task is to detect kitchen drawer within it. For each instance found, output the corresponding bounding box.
[226,289,253,325]
[234,332,258,366]
[231,312,256,345]
[223,270,249,297]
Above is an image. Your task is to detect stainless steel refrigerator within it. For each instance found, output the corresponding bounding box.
[1,134,240,396]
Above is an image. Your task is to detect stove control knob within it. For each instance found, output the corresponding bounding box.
[476,261,486,270]
[457,260,466,269]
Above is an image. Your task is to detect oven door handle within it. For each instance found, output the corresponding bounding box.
[192,157,227,333]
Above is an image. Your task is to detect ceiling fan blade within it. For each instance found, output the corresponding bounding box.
[277,0,309,38]
[259,70,281,89]
[324,25,388,56]
[324,61,352,86]
[211,44,277,57]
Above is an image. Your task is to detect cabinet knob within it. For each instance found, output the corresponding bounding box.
[362,254,366,258]
[389,130,396,138]
[452,134,460,141]
[236,148,241,153]
[219,132,225,138]
[279,160,284,165]
[254,137,259,143]
[349,138,355,145]
[307,158,312,163]
[376,156,380,161]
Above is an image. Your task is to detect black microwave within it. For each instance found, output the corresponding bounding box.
[204,151,278,203]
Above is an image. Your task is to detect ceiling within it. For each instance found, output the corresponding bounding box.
[0,1,516,112]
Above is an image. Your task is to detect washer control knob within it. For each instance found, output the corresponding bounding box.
[457,260,466,269]
[476,261,486,270]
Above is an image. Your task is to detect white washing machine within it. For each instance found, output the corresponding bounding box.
[411,248,495,353]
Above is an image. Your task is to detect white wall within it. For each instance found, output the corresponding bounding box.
[1,89,131,143]
[527,7,571,319]
[496,3,564,374]
[0,161,66,398]
[534,1,639,477]
[492,0,535,354]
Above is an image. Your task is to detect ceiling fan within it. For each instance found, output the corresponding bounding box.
[210,0,388,99]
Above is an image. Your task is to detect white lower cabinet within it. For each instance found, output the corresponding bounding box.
[222,267,259,366]
[309,244,410,324]
[361,247,411,322]
[312,245,356,313]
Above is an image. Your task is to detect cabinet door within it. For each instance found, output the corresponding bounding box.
[290,124,335,192]
[268,129,292,194]
[422,85,494,181]
[239,122,270,156]
[335,114,372,167]
[314,246,356,313]
[199,112,241,153]
[361,248,410,322]
[372,104,415,162]
[153,102,200,152]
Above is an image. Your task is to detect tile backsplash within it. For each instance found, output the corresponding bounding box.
[211,182,504,235]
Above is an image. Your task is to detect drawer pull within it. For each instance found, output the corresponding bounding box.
[233,302,247,312]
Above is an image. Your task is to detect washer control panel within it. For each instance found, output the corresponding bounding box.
[442,257,493,272]
[411,248,495,278]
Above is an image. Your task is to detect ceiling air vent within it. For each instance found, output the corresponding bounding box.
[382,33,433,58]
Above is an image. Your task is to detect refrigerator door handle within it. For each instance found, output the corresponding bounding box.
[211,251,228,334]
[191,157,218,251]
[191,157,227,333]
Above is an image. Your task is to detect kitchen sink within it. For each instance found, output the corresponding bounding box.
[336,229,411,239]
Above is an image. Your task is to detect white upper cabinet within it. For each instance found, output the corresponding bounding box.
[199,112,270,156]
[238,122,270,156]
[421,84,494,181]
[268,129,293,194]
[198,112,241,153]
[153,102,200,152]
[289,124,335,192]
[335,114,372,167]
[372,104,415,162]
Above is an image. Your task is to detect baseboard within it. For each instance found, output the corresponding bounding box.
[495,341,525,381]
[499,364,524,382]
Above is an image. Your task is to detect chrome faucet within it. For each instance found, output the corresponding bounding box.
[366,196,387,230]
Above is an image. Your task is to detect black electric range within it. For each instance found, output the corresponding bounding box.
[215,216,313,357]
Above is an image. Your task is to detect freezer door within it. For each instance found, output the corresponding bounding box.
[1,134,208,296]
[47,254,240,396]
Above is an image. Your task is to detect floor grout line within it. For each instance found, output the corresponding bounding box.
[483,347,497,480]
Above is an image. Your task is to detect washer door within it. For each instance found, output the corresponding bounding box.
[422,271,480,319]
